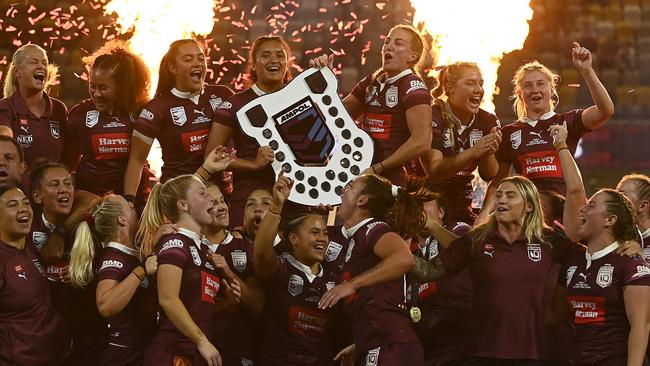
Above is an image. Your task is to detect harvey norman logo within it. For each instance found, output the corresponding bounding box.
[278,99,313,124]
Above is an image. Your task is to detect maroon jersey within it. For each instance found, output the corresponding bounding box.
[208,232,256,365]
[560,243,650,364]
[350,70,431,185]
[340,218,420,353]
[0,91,67,167]
[260,253,339,366]
[430,103,500,225]
[133,85,233,182]
[65,99,141,195]
[145,229,223,365]
[439,229,558,359]
[0,240,70,365]
[95,242,156,350]
[212,85,275,225]
[497,110,588,195]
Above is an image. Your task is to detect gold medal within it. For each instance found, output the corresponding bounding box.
[410,306,422,323]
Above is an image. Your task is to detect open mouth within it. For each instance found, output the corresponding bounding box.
[469,96,481,107]
[0,171,8,179]
[57,197,70,205]
[266,64,281,72]
[33,70,45,82]
[253,214,263,226]
[314,244,325,253]
[17,214,30,224]
[383,54,393,63]
[496,207,508,212]
[531,95,543,102]
[190,69,202,82]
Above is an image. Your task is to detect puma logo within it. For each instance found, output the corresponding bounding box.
[18,273,27,280]
[194,108,206,117]
[530,131,544,139]
[578,273,589,281]
[484,250,495,258]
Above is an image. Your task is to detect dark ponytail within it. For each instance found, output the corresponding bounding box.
[600,189,638,242]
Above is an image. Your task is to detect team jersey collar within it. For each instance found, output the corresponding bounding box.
[522,110,556,127]
[640,226,650,239]
[171,87,204,105]
[202,231,234,253]
[443,99,476,133]
[585,241,618,269]
[105,241,139,258]
[252,84,267,96]
[376,69,412,92]
[177,227,204,248]
[12,90,53,118]
[42,213,56,232]
[283,252,323,282]
[342,217,374,239]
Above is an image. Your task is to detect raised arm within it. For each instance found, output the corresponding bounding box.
[123,135,152,197]
[624,285,650,366]
[475,161,511,225]
[551,122,586,242]
[318,231,415,309]
[572,42,614,130]
[253,172,292,279]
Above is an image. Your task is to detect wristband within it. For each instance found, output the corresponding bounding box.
[379,162,385,171]
[132,266,146,281]
[195,166,212,182]
[123,194,135,204]
[554,142,568,151]
[371,164,377,173]
[557,147,569,154]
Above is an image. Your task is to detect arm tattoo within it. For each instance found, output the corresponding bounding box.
[411,255,446,282]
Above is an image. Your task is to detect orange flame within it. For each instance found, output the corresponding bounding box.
[103,0,216,177]
[412,0,533,112]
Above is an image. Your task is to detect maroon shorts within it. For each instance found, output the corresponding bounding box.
[100,345,145,366]
[355,343,423,366]
[143,341,207,366]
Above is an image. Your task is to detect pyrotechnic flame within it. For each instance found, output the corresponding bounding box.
[104,0,216,176]
[411,0,533,112]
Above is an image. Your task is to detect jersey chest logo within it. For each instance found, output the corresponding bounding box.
[32,231,48,251]
[469,129,483,147]
[385,85,398,108]
[566,265,577,286]
[86,110,100,128]
[527,243,542,262]
[596,264,614,288]
[50,121,61,139]
[209,97,223,112]
[170,106,187,126]
[510,130,522,150]
[325,241,343,262]
[231,251,247,273]
[288,274,304,296]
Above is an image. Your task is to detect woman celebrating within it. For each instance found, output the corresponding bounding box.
[553,124,650,365]
[311,24,432,185]
[0,44,67,167]
[139,174,237,366]
[124,39,234,203]
[203,183,263,366]
[422,62,502,225]
[205,35,294,226]
[62,41,151,200]
[479,42,614,222]
[318,174,426,365]
[616,174,650,260]
[0,184,70,365]
[66,193,157,366]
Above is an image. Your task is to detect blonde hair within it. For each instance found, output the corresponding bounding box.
[137,174,203,256]
[432,61,481,99]
[472,176,547,249]
[511,60,559,121]
[3,44,59,97]
[69,195,124,288]
[366,24,428,95]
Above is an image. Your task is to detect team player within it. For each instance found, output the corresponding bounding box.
[0,44,67,168]
[62,41,151,201]
[311,25,432,185]
[617,174,650,260]
[139,174,239,366]
[27,161,107,365]
[422,62,502,225]
[0,184,71,365]
[318,175,425,366]
[552,124,650,365]
[409,191,472,366]
[410,175,579,365]
[123,39,234,204]
[252,172,340,365]
[206,36,294,226]
[0,135,27,186]
[66,194,158,366]
[204,183,264,366]
[478,42,614,222]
